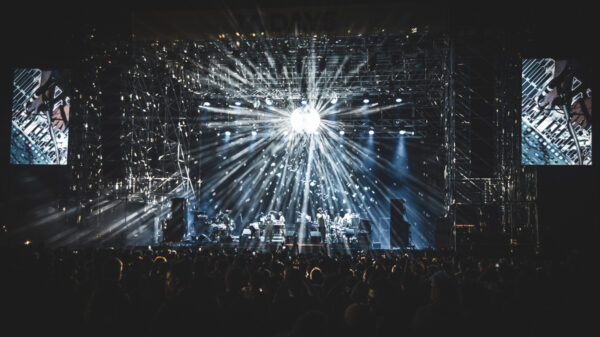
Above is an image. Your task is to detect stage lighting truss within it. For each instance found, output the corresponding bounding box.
[64,31,452,250]
[290,105,321,134]
[64,27,538,249]
[120,33,449,198]
[335,119,426,139]
[443,34,539,248]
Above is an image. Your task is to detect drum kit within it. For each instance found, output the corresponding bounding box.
[328,212,360,244]
[207,210,235,241]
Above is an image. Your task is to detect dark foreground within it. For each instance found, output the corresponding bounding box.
[0,244,589,336]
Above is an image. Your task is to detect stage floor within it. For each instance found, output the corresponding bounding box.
[158,240,372,254]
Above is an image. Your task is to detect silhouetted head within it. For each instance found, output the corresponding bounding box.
[225,267,243,293]
[101,257,123,282]
[165,260,191,299]
[309,267,323,285]
[430,271,459,305]
[290,311,329,337]
[344,303,375,333]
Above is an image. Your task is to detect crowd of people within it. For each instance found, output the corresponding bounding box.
[1,244,588,336]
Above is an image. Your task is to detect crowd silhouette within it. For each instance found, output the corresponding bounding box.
[1,244,588,336]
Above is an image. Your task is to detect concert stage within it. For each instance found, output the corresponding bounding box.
[3,4,568,256]
[161,239,374,255]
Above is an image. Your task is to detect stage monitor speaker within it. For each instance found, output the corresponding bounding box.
[356,233,371,250]
[390,199,410,248]
[359,219,372,232]
[285,230,297,244]
[309,231,322,244]
[357,232,370,250]
[163,198,185,242]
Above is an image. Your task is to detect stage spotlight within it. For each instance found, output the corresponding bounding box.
[331,97,338,104]
[368,130,375,135]
[395,97,403,103]
[290,106,320,133]
[225,131,231,136]
[251,130,257,136]
[363,98,370,104]
[203,101,211,107]
[291,110,303,132]
[301,99,308,105]
[234,101,242,106]
[265,97,273,105]
[339,130,345,135]
[399,130,406,135]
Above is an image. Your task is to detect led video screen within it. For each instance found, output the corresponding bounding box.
[521,58,591,165]
[10,69,71,165]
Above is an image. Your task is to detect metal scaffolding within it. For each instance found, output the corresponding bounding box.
[122,33,449,205]
[67,28,537,250]
[444,31,539,253]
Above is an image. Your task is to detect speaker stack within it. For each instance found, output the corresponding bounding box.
[309,231,322,244]
[390,199,410,248]
[163,198,185,242]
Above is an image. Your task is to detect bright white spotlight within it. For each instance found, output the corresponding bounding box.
[290,106,321,134]
[395,97,403,103]
[363,98,370,104]
[251,130,257,136]
[339,130,345,135]
[399,130,406,135]
[225,131,231,136]
[265,97,273,105]
[203,101,211,107]
[234,101,242,106]
[301,99,308,105]
[368,130,375,135]
[305,111,320,133]
[331,97,338,104]
[290,110,304,132]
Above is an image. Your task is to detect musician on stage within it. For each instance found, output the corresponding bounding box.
[342,208,353,228]
[222,210,232,235]
[316,208,327,243]
[333,211,343,226]
[248,222,260,240]
[207,209,233,241]
[264,211,275,243]
[278,211,286,236]
[249,212,265,240]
